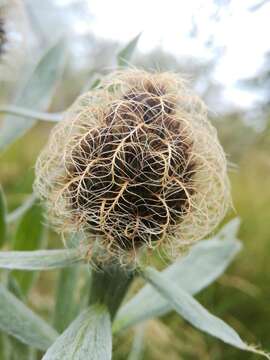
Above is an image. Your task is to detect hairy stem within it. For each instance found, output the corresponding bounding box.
[89,264,135,320]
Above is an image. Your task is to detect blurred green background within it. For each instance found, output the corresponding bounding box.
[1,0,270,359]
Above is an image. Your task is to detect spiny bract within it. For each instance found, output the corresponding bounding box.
[34,70,230,266]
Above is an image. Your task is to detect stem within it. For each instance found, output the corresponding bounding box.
[0,105,63,122]
[89,264,135,320]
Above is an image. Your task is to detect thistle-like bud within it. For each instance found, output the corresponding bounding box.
[34,70,230,266]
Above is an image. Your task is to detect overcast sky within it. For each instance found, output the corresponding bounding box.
[84,0,269,111]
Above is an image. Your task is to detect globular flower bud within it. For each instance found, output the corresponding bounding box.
[34,70,230,266]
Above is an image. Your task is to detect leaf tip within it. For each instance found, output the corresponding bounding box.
[245,343,270,359]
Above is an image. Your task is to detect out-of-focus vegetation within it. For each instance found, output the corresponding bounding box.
[1,101,269,360]
[1,0,270,359]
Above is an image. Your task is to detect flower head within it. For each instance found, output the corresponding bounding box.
[35,70,230,266]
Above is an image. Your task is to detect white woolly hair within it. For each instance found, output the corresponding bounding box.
[34,69,230,267]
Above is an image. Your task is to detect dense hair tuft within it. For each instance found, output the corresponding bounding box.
[35,70,230,266]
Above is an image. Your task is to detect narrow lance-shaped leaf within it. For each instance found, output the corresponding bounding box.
[43,305,112,360]
[142,267,269,359]
[12,203,44,295]
[0,39,66,151]
[0,285,58,350]
[0,249,82,270]
[6,194,36,224]
[117,33,141,67]
[53,234,85,332]
[114,220,241,332]
[80,71,102,94]
[78,267,92,310]
[0,333,10,360]
[127,325,145,360]
[8,338,31,360]
[0,105,63,122]
[217,217,241,241]
[0,185,7,248]
[53,266,80,333]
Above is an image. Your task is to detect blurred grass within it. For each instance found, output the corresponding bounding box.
[0,123,51,210]
[0,117,269,359]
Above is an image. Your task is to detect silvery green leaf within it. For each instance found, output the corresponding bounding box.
[142,267,268,358]
[117,33,141,67]
[25,0,89,45]
[114,220,241,332]
[6,194,36,224]
[0,333,9,359]
[12,203,44,295]
[0,39,66,151]
[127,325,145,360]
[53,233,81,333]
[0,249,82,270]
[9,337,31,360]
[53,266,80,333]
[7,275,24,300]
[0,185,7,248]
[43,305,112,360]
[0,285,58,350]
[80,71,102,94]
[0,105,63,122]
[217,218,241,241]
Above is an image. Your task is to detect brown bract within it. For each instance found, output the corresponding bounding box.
[34,70,230,266]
